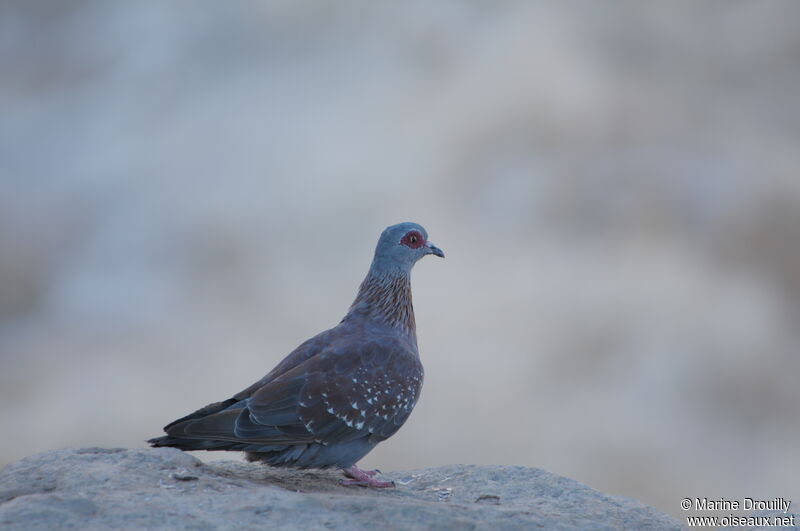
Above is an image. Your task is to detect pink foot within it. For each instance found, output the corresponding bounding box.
[346,467,379,478]
[340,465,394,488]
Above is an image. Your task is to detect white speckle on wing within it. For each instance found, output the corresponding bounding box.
[327,407,335,414]
[351,402,359,409]
[366,398,373,405]
[355,421,364,430]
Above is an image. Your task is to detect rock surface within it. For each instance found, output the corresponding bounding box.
[0,448,681,530]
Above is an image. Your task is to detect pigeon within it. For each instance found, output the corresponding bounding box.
[148,222,444,487]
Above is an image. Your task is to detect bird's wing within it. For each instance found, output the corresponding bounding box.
[162,371,314,445]
[164,338,423,447]
[289,340,424,444]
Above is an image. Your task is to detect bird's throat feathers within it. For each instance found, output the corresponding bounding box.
[347,269,416,335]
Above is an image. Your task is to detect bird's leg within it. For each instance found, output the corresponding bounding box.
[340,465,394,488]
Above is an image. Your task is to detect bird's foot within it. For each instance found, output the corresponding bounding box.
[345,466,380,478]
[339,465,394,488]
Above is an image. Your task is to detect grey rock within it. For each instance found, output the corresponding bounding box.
[0,448,681,530]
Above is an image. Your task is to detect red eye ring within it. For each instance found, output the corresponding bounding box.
[400,230,425,249]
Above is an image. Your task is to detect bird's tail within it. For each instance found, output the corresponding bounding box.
[148,434,293,456]
[147,435,248,451]
[147,435,247,451]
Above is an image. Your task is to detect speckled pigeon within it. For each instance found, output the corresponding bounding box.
[149,222,443,487]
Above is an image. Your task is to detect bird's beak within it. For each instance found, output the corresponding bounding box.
[425,241,445,258]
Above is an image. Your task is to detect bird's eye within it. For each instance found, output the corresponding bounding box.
[400,230,424,249]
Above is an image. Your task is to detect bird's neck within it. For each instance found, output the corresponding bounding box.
[346,267,416,335]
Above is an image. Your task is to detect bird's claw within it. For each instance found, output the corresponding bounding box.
[340,465,394,488]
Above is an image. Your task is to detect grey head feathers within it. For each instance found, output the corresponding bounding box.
[369,222,444,276]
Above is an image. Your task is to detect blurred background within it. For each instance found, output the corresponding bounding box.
[1,0,799,520]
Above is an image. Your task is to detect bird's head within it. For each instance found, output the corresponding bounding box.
[371,222,444,274]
